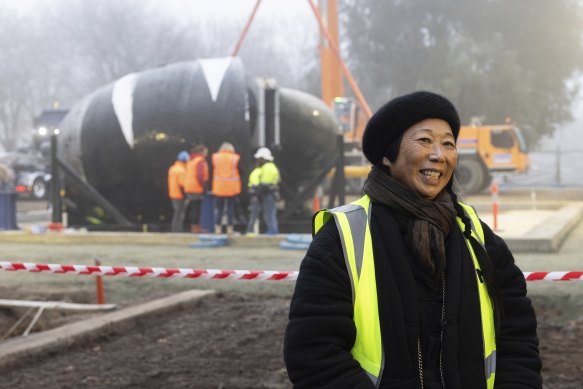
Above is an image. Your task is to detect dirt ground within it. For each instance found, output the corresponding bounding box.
[0,291,581,389]
[0,292,291,389]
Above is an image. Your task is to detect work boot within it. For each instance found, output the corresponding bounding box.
[226,225,234,234]
[215,225,222,234]
[190,224,202,233]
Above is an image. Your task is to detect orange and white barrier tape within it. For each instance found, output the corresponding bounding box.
[0,262,298,281]
[0,262,582,282]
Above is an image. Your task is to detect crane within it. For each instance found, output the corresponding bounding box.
[232,0,371,123]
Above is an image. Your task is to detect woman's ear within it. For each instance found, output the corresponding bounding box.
[382,157,391,167]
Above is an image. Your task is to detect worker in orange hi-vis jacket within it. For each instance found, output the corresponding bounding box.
[211,142,241,234]
[184,144,209,233]
[168,151,189,232]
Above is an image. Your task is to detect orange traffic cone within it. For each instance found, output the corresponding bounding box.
[313,193,320,212]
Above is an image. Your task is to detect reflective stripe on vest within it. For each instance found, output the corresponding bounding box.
[456,203,497,389]
[212,152,241,196]
[313,195,383,386]
[313,195,496,388]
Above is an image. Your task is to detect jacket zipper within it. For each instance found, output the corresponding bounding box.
[417,337,424,388]
[417,274,447,389]
[439,274,447,388]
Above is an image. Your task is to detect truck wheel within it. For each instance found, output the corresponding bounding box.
[479,174,493,193]
[456,158,487,195]
[32,177,47,199]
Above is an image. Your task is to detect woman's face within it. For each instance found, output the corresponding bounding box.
[386,118,458,200]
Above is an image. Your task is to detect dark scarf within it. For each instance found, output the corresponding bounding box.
[363,166,457,277]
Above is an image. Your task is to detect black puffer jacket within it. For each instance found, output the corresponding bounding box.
[284,203,542,388]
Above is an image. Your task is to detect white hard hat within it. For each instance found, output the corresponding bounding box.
[254,147,273,161]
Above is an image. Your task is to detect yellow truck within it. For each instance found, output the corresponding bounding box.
[456,124,529,193]
[331,123,529,195]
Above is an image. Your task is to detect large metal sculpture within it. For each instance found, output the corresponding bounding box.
[58,57,338,229]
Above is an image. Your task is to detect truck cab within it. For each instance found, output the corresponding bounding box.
[456,124,529,194]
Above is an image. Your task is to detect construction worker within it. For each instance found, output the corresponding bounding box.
[246,147,280,235]
[211,142,241,234]
[168,151,189,232]
[184,145,209,233]
[284,91,542,388]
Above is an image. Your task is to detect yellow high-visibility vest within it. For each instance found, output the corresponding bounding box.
[313,195,496,388]
[248,162,280,187]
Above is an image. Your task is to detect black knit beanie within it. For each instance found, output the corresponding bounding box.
[362,91,460,165]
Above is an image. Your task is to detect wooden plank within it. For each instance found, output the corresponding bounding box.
[0,299,116,311]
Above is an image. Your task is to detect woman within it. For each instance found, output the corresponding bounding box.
[211,142,241,234]
[284,91,542,388]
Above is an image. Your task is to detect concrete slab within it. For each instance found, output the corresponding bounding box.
[0,289,214,368]
[475,202,583,253]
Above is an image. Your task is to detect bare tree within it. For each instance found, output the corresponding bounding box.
[0,9,39,150]
[44,0,202,94]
